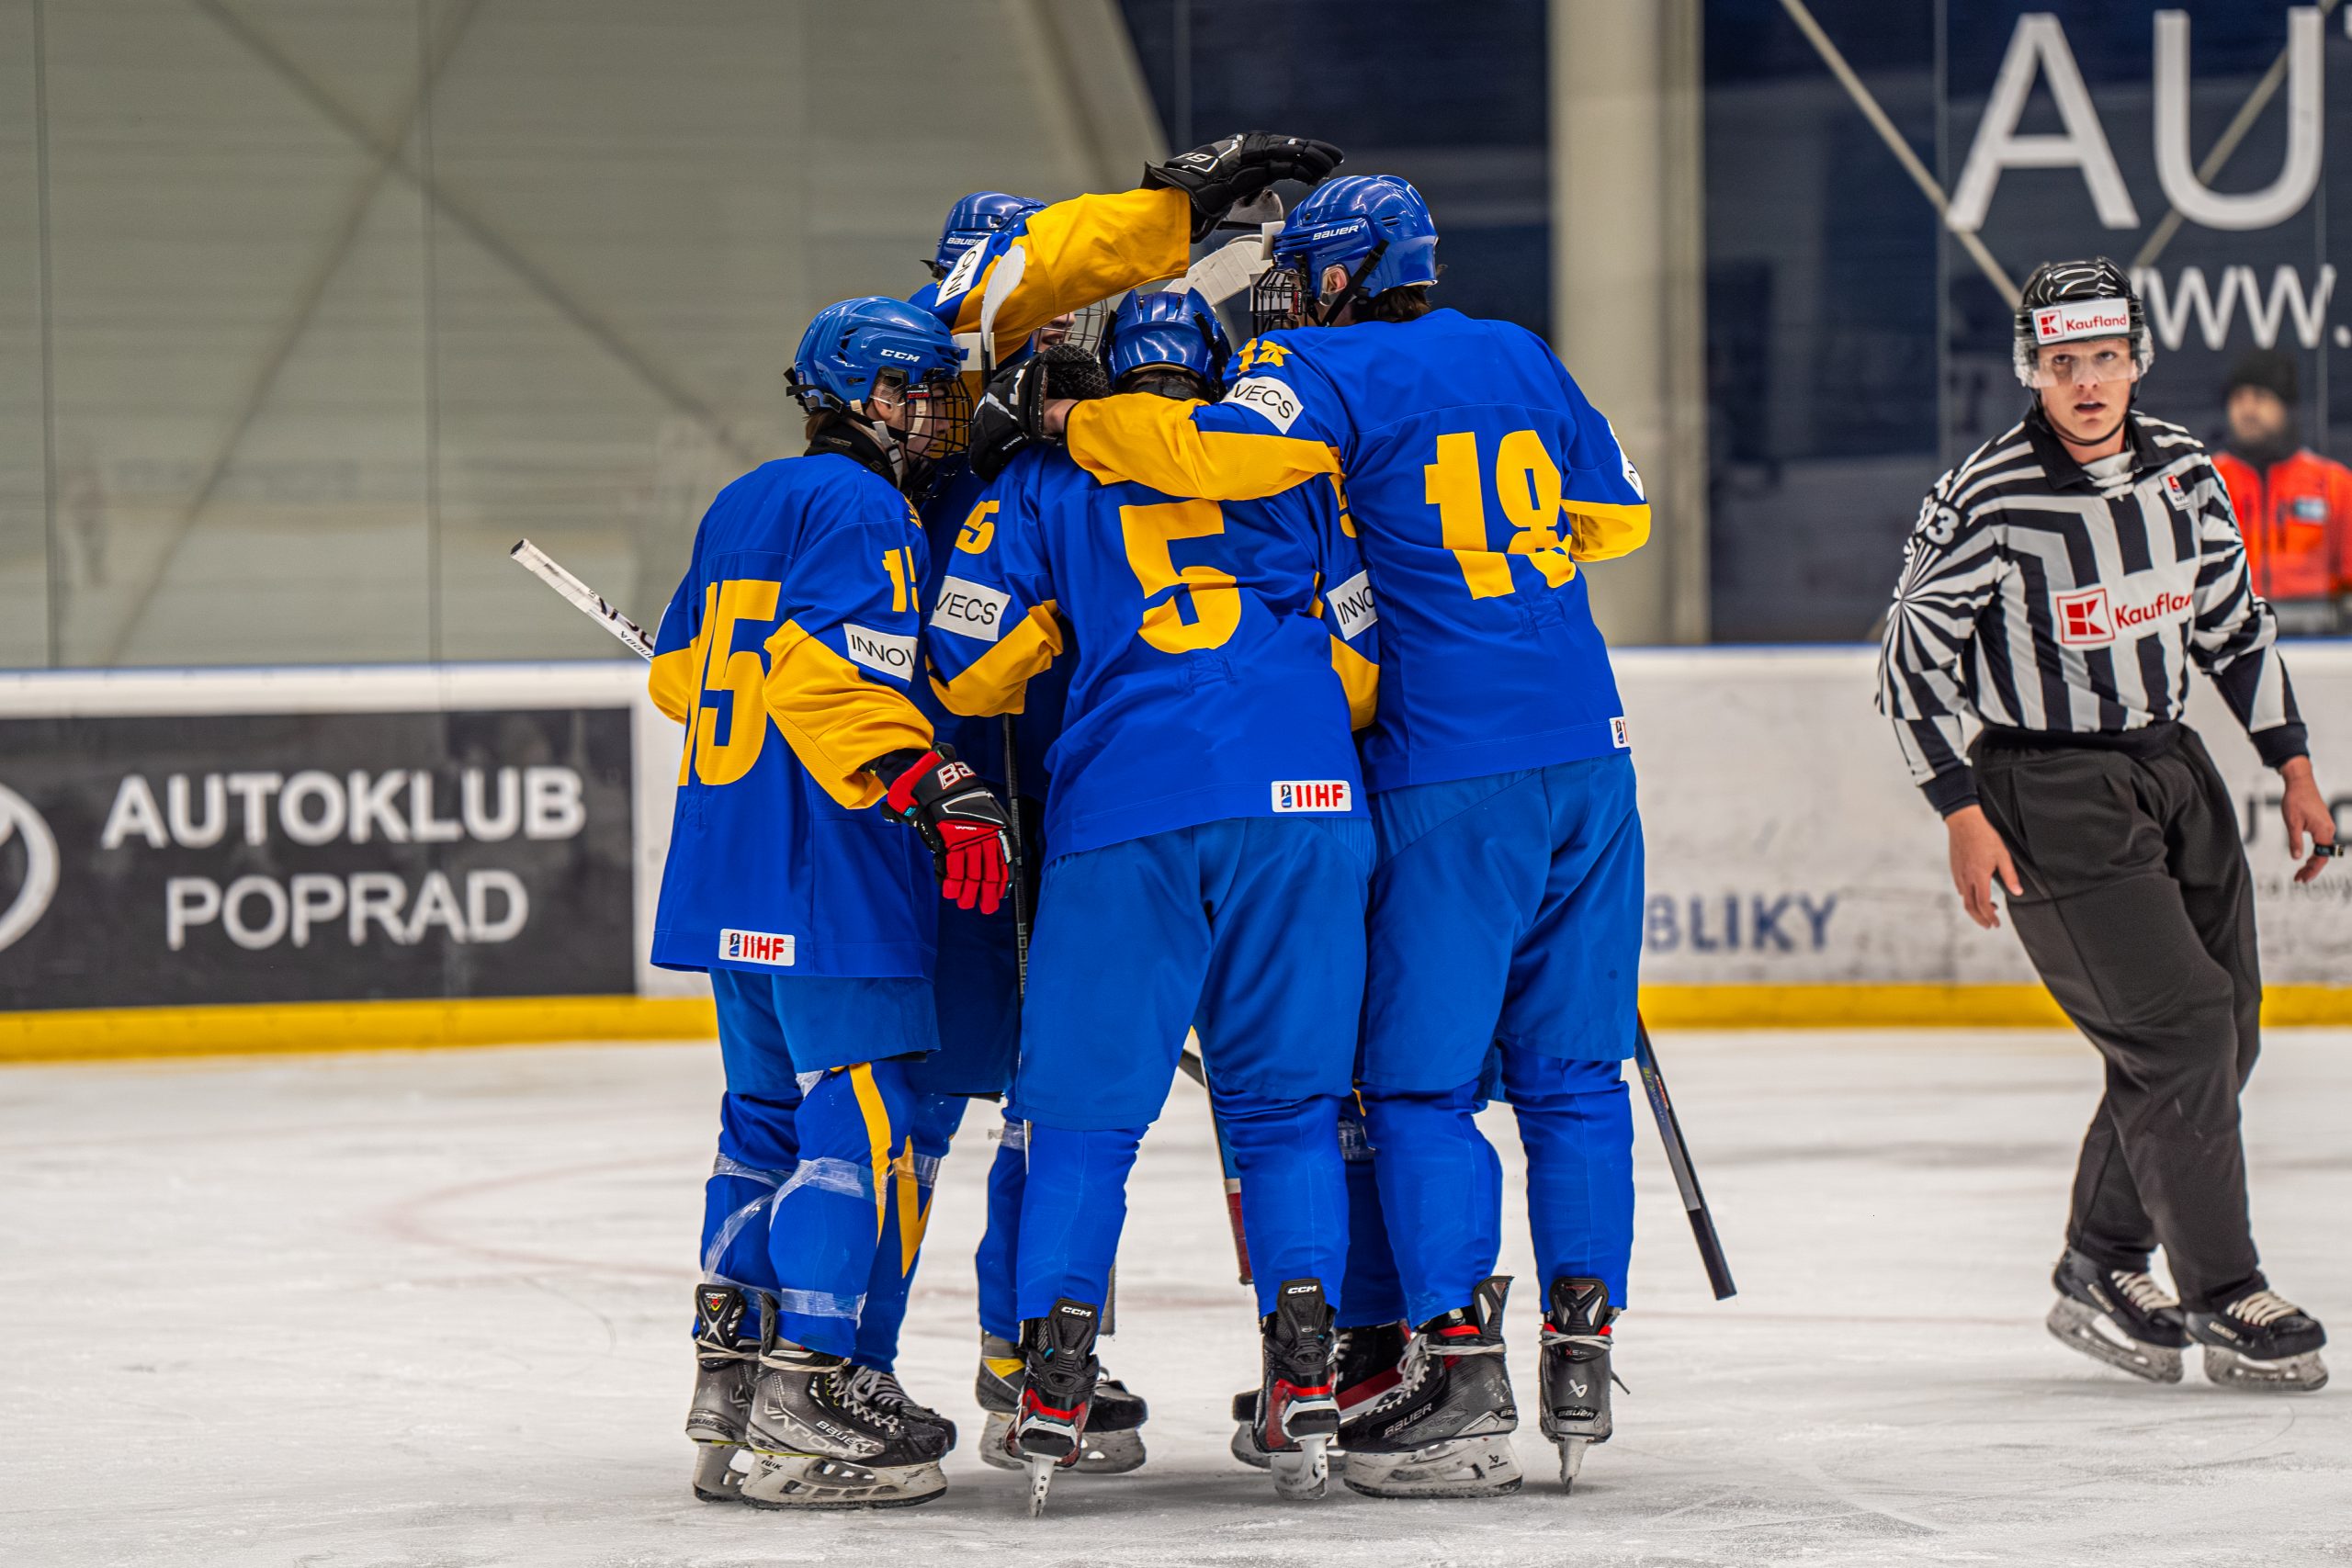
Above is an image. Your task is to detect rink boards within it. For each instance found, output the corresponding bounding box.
[2,646,2347,1059]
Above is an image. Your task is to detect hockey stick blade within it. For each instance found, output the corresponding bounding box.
[510,539,655,660]
[1634,1017,1736,1300]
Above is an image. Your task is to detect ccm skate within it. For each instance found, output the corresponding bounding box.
[1004,1298,1103,1516]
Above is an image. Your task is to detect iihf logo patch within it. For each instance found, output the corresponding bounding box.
[720,928,796,966]
[1272,780,1351,813]
[2162,471,2187,507]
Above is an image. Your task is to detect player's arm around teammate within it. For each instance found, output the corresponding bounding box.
[985,176,1656,1501]
[1878,258,2334,1395]
[650,296,1022,1511]
[925,287,1378,1508]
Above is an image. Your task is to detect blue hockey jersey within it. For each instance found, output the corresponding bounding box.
[648,454,938,978]
[924,445,1378,859]
[910,456,1069,807]
[1061,309,1649,794]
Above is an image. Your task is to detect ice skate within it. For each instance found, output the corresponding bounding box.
[684,1283,756,1501]
[1342,1276,1522,1500]
[1005,1299,1103,1516]
[2187,1291,2328,1393]
[737,1308,949,1510]
[1229,1318,1405,1472]
[1540,1277,1619,1490]
[978,1331,1147,1473]
[1228,1280,1340,1500]
[2044,1248,2186,1383]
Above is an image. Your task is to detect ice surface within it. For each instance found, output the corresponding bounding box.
[4,1030,2347,1567]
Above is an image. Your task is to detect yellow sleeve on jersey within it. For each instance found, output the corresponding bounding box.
[1565,499,1652,562]
[1065,395,1340,502]
[1329,637,1378,731]
[648,645,699,727]
[930,603,1066,718]
[952,187,1192,352]
[760,619,933,808]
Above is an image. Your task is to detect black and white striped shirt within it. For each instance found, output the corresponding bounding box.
[1878,406,2307,814]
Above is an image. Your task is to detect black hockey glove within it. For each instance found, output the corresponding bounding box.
[875,747,1013,914]
[1144,132,1345,241]
[967,359,1049,482]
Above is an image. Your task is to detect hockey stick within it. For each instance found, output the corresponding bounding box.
[1634,1016,1736,1300]
[510,539,654,660]
[1177,1043,1252,1286]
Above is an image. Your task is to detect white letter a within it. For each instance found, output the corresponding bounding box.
[1948,15,2139,234]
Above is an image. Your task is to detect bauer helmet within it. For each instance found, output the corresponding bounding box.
[1252,174,1439,333]
[2012,258,2154,389]
[1106,286,1233,400]
[928,191,1045,279]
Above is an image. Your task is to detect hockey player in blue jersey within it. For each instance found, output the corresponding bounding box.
[650,295,1023,1510]
[928,286,1381,1509]
[978,175,1652,1499]
[903,194,1156,1475]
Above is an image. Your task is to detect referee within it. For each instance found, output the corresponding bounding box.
[1878,258,2335,1393]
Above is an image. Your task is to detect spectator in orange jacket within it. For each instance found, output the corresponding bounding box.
[2214,349,2352,634]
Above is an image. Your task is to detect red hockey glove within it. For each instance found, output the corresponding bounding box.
[876,748,1013,914]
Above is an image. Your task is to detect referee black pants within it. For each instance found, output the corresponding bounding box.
[1973,724,2267,1312]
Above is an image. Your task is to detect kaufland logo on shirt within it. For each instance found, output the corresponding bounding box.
[720,928,795,966]
[2053,585,2193,648]
[2033,299,2132,344]
[1272,780,1351,813]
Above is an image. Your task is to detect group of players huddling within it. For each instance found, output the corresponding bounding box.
[646,131,1654,1513]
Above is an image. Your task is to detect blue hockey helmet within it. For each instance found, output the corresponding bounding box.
[787,296,971,466]
[1105,287,1232,397]
[1253,175,1439,333]
[929,190,1046,278]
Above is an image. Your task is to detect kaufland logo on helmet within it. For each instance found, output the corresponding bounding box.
[2053,585,2193,648]
[2033,299,2132,344]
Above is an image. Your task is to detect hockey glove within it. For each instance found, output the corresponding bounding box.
[1144,132,1345,241]
[967,359,1049,482]
[876,748,1013,914]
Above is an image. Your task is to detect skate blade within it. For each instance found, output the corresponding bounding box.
[691,1442,748,1503]
[1556,1437,1588,1490]
[2046,1297,2184,1383]
[984,1413,1147,1474]
[1343,1435,1522,1499]
[1024,1452,1057,1517]
[2202,1345,2329,1393]
[1269,1434,1331,1501]
[739,1454,946,1510]
[1231,1420,1351,1475]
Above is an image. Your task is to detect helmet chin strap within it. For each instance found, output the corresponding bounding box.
[1315,241,1391,326]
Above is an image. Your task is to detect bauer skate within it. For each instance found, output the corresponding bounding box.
[1342,1276,1522,1500]
[1229,1318,1406,1472]
[1230,1280,1341,1500]
[737,1309,950,1510]
[1540,1277,1621,1490]
[684,1283,757,1501]
[2044,1248,2187,1383]
[978,1331,1147,1473]
[2187,1290,2329,1393]
[1005,1299,1103,1516]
